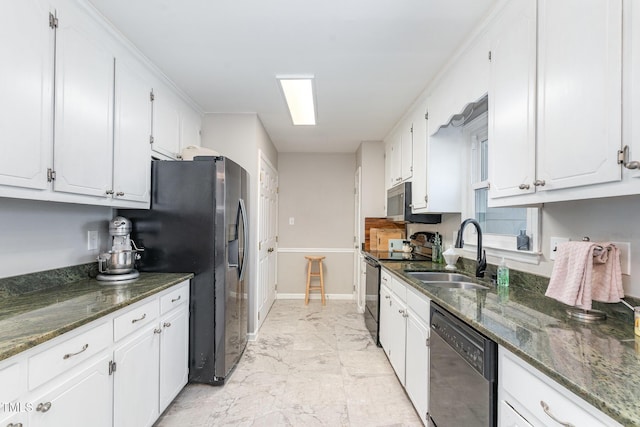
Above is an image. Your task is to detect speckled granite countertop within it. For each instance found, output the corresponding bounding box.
[0,272,193,362]
[381,260,640,426]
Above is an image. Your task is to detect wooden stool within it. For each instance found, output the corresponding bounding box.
[304,256,326,305]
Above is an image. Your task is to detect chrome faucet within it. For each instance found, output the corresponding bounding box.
[455,218,487,278]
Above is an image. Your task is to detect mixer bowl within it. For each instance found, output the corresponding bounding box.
[98,250,138,274]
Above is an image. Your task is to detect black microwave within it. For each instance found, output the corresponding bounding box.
[386,182,442,224]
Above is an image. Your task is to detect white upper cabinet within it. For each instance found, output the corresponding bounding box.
[53,5,115,198]
[151,85,182,159]
[400,122,413,181]
[622,0,640,180]
[385,120,413,190]
[536,0,622,191]
[411,100,428,211]
[488,0,537,199]
[0,0,54,191]
[113,57,152,203]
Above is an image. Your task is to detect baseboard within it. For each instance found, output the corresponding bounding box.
[247,332,258,342]
[276,293,355,301]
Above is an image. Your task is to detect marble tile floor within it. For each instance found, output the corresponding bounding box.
[155,300,423,427]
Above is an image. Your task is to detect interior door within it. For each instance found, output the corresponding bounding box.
[257,153,278,328]
[354,166,364,313]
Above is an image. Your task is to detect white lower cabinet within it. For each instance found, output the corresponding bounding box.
[0,280,189,427]
[498,346,621,427]
[379,269,430,425]
[113,324,160,427]
[29,352,112,427]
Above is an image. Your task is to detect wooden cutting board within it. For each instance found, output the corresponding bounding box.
[364,218,405,251]
[371,228,405,251]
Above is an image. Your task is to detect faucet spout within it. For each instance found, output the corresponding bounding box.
[455,218,486,278]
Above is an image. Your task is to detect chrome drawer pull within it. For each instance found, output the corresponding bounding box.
[163,322,172,328]
[131,313,147,324]
[36,402,52,412]
[540,401,575,427]
[533,179,546,187]
[171,295,181,303]
[63,343,88,359]
[116,192,125,196]
[154,328,162,334]
[8,423,24,427]
[518,183,530,190]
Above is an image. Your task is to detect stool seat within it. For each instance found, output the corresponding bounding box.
[305,256,326,305]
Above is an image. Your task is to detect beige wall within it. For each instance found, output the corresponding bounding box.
[277,153,356,297]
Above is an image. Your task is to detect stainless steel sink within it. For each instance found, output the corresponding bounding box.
[405,272,472,282]
[404,271,489,290]
[423,281,489,290]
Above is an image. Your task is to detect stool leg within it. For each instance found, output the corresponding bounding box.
[319,260,325,305]
[305,259,311,305]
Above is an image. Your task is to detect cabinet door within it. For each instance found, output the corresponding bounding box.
[379,285,392,350]
[0,0,53,191]
[411,101,428,212]
[400,122,413,181]
[113,324,160,427]
[159,306,189,413]
[405,310,429,425]
[622,0,640,179]
[488,0,537,199]
[151,86,181,159]
[29,353,112,427]
[53,7,114,198]
[180,106,202,151]
[388,291,407,386]
[113,57,151,203]
[537,0,622,191]
[500,400,533,427]
[384,142,393,190]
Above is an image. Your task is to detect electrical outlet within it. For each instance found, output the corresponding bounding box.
[549,237,570,261]
[612,242,631,275]
[87,230,99,251]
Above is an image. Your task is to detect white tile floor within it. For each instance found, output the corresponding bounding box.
[154,300,422,426]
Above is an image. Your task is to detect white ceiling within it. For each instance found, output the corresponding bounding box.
[88,0,496,153]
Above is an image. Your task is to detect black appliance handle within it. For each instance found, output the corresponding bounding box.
[238,198,248,282]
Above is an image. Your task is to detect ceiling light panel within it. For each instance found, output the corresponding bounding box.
[278,77,317,126]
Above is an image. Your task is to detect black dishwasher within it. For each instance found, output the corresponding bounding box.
[428,303,498,427]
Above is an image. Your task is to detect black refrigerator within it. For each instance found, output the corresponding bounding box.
[120,156,249,385]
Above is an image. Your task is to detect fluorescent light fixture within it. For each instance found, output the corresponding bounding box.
[278,76,317,125]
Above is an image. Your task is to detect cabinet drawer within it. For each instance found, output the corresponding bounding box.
[380,269,392,289]
[501,350,621,427]
[114,299,159,342]
[0,359,26,404]
[160,281,189,314]
[388,276,407,302]
[28,321,112,390]
[406,286,430,325]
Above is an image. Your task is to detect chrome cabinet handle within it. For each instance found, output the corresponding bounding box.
[36,402,52,412]
[154,328,162,334]
[131,313,146,324]
[116,192,124,196]
[163,322,172,328]
[540,401,575,427]
[8,423,24,427]
[518,183,530,190]
[63,343,88,360]
[384,295,391,299]
[106,190,114,195]
[171,295,181,303]
[533,179,546,187]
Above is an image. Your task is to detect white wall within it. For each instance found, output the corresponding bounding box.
[356,141,386,244]
[0,198,112,278]
[201,113,278,334]
[277,153,356,297]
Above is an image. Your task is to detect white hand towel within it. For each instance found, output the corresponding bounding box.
[545,242,596,309]
[545,242,624,310]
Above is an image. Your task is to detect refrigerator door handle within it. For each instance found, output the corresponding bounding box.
[238,198,248,282]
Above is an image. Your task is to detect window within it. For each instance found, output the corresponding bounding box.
[463,111,540,263]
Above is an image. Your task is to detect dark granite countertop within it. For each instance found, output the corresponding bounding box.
[381,260,639,426]
[0,272,193,362]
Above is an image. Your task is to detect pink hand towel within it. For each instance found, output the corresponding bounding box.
[545,242,624,310]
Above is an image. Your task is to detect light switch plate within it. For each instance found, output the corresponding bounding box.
[612,242,631,275]
[549,237,570,261]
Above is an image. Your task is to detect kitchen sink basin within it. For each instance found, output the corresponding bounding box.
[405,272,473,282]
[423,281,489,290]
[404,271,488,290]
